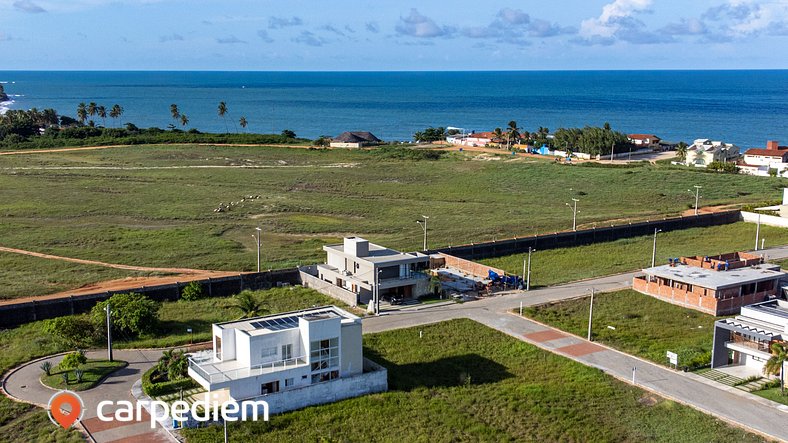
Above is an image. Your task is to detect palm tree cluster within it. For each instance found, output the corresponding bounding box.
[157,349,189,381]
[76,102,123,127]
[551,124,630,156]
[413,127,446,143]
[0,107,60,137]
[169,103,190,128]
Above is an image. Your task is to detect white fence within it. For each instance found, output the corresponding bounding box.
[741,211,788,229]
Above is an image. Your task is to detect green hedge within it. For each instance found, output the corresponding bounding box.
[141,366,198,397]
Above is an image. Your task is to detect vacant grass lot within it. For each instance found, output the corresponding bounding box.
[181,319,762,442]
[0,144,785,298]
[0,286,348,443]
[481,222,788,287]
[523,289,717,367]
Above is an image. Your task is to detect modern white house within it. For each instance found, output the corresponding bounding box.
[685,139,740,167]
[738,140,788,177]
[711,299,787,376]
[299,237,430,306]
[188,306,387,413]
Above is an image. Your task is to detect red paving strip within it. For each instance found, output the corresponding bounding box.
[105,432,171,443]
[555,342,606,357]
[82,410,152,433]
[523,329,568,343]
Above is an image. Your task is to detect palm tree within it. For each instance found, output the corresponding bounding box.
[217,102,228,133]
[96,105,107,127]
[676,142,688,162]
[87,102,97,125]
[167,351,188,381]
[109,104,123,127]
[239,116,248,132]
[76,103,87,125]
[764,342,787,395]
[506,120,520,151]
[491,127,504,146]
[157,349,176,375]
[230,291,264,318]
[170,104,180,123]
[180,114,189,127]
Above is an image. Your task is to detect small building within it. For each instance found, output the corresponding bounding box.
[330,131,382,148]
[627,134,661,150]
[299,237,430,306]
[738,140,788,177]
[711,299,788,376]
[188,306,387,413]
[685,139,740,167]
[633,252,784,316]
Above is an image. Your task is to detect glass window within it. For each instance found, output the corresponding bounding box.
[282,344,293,360]
[285,378,294,387]
[261,347,277,359]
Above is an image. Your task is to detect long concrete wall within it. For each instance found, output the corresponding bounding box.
[298,265,359,307]
[0,269,300,328]
[741,211,788,229]
[431,210,742,260]
[437,253,506,278]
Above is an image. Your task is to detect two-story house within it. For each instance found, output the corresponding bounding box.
[188,306,387,413]
[685,139,740,167]
[738,140,788,177]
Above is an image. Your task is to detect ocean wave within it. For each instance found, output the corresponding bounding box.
[0,99,14,115]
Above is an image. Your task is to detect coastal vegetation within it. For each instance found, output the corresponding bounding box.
[0,144,784,299]
[181,319,763,442]
[522,289,717,369]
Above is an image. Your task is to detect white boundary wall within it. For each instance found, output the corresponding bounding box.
[741,211,788,228]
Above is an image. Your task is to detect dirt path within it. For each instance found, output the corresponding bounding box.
[0,143,317,156]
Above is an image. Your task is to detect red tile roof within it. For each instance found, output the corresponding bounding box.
[744,148,788,157]
[628,134,660,140]
[467,132,497,139]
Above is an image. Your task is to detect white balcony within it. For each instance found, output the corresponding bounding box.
[725,340,772,360]
[189,355,308,384]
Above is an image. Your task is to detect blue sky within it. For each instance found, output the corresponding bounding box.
[1,0,787,70]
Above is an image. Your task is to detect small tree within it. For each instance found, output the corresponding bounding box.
[167,352,188,381]
[40,361,53,376]
[91,292,160,338]
[675,142,688,162]
[60,350,87,370]
[281,129,296,139]
[764,342,787,395]
[42,316,96,347]
[61,372,69,386]
[74,369,84,384]
[180,281,205,302]
[230,291,265,318]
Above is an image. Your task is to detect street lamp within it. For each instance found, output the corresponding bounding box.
[566,198,579,231]
[522,247,535,291]
[688,185,702,215]
[651,228,662,268]
[416,215,429,251]
[252,227,262,272]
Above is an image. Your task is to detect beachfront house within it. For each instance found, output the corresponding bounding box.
[299,237,430,306]
[711,299,788,377]
[188,306,387,413]
[738,140,788,177]
[627,134,661,150]
[330,131,382,148]
[633,252,785,316]
[684,139,740,167]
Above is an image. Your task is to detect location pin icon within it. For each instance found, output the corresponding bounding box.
[48,391,84,429]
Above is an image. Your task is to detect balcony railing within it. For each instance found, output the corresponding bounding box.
[379,271,429,283]
[189,355,307,384]
[725,340,771,355]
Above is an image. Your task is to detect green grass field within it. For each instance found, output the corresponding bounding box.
[0,286,350,443]
[0,144,785,299]
[753,387,788,406]
[481,222,788,287]
[181,319,762,442]
[41,359,127,391]
[523,289,717,367]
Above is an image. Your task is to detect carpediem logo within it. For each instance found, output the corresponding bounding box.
[47,390,85,429]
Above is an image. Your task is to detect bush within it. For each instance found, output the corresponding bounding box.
[60,350,87,370]
[373,146,445,161]
[40,361,52,376]
[141,366,198,397]
[180,281,205,302]
[706,161,738,173]
[91,292,159,338]
[42,316,97,347]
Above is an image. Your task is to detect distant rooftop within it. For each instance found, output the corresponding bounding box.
[642,263,784,290]
[717,299,788,341]
[333,131,381,143]
[216,305,359,335]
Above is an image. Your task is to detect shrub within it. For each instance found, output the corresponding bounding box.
[42,316,97,347]
[74,369,84,383]
[706,161,738,173]
[60,350,87,370]
[180,281,205,302]
[91,292,159,337]
[40,361,52,376]
[141,366,198,397]
[61,372,69,385]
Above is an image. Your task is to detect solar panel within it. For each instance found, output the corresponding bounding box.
[248,309,340,331]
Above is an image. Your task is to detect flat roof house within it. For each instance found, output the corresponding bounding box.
[711,299,788,376]
[188,306,387,414]
[300,237,430,307]
[329,131,382,148]
[633,252,784,315]
[738,140,788,177]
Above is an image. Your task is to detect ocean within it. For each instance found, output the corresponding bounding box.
[1,70,786,148]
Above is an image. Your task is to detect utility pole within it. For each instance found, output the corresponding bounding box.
[105,302,113,362]
[252,226,262,272]
[610,142,614,162]
[587,288,595,341]
[526,247,533,291]
[567,198,579,231]
[693,185,702,215]
[755,213,761,251]
[416,215,429,251]
[651,228,662,268]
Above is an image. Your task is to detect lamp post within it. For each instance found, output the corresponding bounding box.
[690,185,702,215]
[252,227,262,272]
[416,215,429,251]
[587,288,595,341]
[105,303,113,362]
[755,213,761,251]
[651,228,662,268]
[525,247,534,291]
[566,198,579,231]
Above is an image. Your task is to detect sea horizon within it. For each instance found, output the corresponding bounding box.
[2,69,787,147]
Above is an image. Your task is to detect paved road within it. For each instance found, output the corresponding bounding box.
[4,349,172,443]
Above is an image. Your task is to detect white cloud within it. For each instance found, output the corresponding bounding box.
[395,8,455,38]
[580,0,652,38]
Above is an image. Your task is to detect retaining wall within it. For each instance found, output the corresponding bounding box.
[0,269,300,328]
[298,265,359,307]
